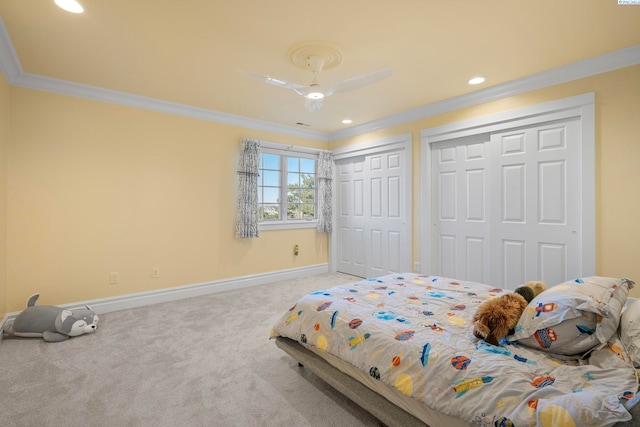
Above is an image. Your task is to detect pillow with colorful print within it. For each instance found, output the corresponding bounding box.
[619,298,640,367]
[509,276,634,356]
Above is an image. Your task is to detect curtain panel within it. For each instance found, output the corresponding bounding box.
[316,151,333,233]
[236,139,260,239]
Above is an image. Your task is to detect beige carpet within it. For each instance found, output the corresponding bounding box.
[0,272,386,427]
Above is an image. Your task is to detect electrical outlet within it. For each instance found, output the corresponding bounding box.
[109,272,119,285]
[152,267,159,279]
[413,262,421,272]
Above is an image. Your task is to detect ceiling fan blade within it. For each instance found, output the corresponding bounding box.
[239,65,390,112]
[327,67,393,95]
[238,70,304,91]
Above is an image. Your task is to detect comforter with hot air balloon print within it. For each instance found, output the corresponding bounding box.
[270,273,638,426]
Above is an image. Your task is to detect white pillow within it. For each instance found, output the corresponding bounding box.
[510,277,634,355]
[620,298,640,367]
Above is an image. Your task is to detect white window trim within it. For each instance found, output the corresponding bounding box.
[258,141,324,231]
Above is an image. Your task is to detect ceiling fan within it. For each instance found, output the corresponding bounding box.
[240,42,392,112]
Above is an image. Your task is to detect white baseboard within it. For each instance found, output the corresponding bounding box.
[0,313,8,341]
[1,263,329,325]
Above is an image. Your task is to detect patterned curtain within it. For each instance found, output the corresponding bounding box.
[316,151,333,233]
[236,138,260,239]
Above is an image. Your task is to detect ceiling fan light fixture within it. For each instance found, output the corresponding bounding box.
[304,98,323,112]
[240,42,391,112]
[54,0,84,13]
[306,91,324,100]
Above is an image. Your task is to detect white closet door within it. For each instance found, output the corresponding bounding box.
[431,137,491,283]
[366,151,406,277]
[431,118,582,289]
[336,156,366,277]
[490,119,582,289]
[336,149,409,278]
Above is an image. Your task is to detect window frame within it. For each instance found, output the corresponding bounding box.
[258,144,319,231]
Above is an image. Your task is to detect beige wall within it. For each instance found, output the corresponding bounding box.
[6,87,328,311]
[0,73,7,318]
[4,64,639,313]
[331,65,640,297]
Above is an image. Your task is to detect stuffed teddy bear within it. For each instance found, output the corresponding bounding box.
[3,294,99,342]
[472,281,546,346]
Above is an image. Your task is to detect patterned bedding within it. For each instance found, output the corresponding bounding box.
[270,273,638,427]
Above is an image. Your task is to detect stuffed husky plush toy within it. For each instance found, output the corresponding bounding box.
[472,281,546,346]
[3,294,98,342]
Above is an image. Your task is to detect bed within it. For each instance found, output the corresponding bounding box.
[270,273,640,427]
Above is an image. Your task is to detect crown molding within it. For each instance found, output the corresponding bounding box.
[0,16,637,143]
[328,44,640,141]
[12,71,330,141]
[0,18,329,142]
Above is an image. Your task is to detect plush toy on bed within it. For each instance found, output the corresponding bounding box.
[472,281,546,346]
[3,294,99,343]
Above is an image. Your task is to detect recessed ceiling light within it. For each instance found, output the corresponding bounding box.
[54,0,84,13]
[341,119,353,124]
[468,77,485,85]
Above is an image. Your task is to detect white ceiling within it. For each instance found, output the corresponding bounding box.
[0,0,639,140]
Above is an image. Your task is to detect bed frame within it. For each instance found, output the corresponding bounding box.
[276,336,427,427]
[276,336,640,427]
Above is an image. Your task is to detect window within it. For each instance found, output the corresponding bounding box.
[258,150,317,229]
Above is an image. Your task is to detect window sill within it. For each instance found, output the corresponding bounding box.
[259,221,318,231]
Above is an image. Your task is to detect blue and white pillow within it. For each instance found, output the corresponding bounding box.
[620,298,640,367]
[510,277,634,356]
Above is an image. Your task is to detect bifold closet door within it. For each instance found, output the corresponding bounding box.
[490,119,582,289]
[430,137,492,284]
[365,151,406,278]
[431,118,582,289]
[336,150,408,278]
[336,156,367,277]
